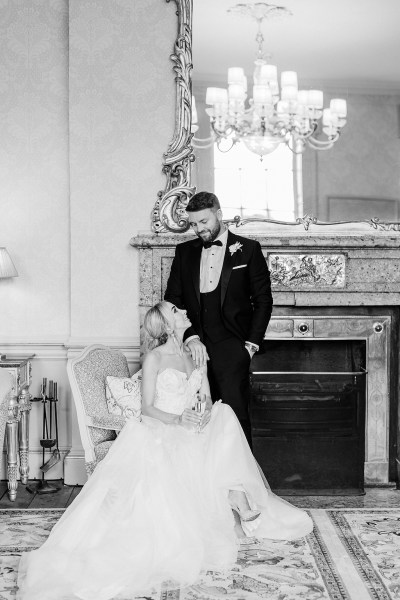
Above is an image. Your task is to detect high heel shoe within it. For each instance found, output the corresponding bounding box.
[229,502,261,522]
[231,502,262,538]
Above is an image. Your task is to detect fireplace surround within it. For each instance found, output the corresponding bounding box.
[130,229,400,487]
[251,322,383,492]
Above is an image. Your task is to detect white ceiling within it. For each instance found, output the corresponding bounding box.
[192,0,400,91]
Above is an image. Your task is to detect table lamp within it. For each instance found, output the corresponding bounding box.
[0,248,18,278]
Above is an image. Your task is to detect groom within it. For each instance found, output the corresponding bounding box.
[164,191,273,445]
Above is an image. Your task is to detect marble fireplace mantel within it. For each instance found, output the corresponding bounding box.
[130,230,400,308]
[130,230,400,486]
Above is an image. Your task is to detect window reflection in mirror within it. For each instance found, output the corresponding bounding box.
[192,140,303,221]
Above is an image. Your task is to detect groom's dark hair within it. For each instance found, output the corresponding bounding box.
[186,191,220,213]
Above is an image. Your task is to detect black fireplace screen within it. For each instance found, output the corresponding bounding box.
[250,340,367,494]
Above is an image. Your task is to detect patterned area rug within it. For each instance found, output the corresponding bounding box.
[1,508,399,599]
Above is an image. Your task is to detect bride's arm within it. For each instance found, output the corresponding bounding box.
[141,352,181,424]
[141,352,202,429]
[198,365,212,408]
[198,366,213,429]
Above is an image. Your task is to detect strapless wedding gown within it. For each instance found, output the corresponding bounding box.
[17,368,313,600]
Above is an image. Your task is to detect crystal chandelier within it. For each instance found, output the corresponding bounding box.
[203,2,347,159]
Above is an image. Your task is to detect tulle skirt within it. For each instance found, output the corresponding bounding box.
[17,402,313,599]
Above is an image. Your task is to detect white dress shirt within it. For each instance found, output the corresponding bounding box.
[186,228,259,353]
[200,228,228,293]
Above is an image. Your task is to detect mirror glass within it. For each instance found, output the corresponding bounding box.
[191,0,400,224]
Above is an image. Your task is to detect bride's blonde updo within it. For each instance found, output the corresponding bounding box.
[143,301,174,352]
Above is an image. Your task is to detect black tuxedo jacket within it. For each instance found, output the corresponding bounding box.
[164,231,273,347]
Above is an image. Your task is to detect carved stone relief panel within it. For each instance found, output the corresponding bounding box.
[267,254,346,289]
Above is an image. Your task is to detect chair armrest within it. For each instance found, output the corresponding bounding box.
[86,414,125,431]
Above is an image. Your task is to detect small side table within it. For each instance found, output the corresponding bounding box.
[0,355,34,501]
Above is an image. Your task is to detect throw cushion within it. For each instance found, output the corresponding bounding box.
[105,369,142,421]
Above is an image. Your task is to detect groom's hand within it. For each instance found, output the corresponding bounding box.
[186,338,209,367]
[244,341,258,359]
[245,345,255,359]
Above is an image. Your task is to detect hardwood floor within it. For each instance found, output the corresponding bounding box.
[0,480,81,509]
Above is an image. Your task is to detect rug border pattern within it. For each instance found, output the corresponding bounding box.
[328,509,392,600]
[308,519,351,600]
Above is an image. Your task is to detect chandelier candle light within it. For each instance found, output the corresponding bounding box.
[203,3,347,158]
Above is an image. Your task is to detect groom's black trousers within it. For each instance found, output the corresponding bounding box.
[204,334,253,448]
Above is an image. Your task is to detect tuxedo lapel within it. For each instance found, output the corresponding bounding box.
[220,231,239,307]
[190,241,202,306]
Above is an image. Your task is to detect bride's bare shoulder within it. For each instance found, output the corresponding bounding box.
[142,349,162,371]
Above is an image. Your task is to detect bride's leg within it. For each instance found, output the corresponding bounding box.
[228,488,261,539]
[232,508,247,539]
[228,489,251,513]
[228,488,260,518]
[228,493,262,538]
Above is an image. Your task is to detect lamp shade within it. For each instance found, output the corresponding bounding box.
[0,248,18,278]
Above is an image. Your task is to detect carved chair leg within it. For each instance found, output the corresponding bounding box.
[6,418,19,501]
[18,389,31,484]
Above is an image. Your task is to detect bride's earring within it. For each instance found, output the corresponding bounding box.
[169,329,183,356]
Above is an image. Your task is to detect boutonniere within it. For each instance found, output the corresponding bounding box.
[229,242,243,256]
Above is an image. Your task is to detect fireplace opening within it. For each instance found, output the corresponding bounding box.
[250,339,367,495]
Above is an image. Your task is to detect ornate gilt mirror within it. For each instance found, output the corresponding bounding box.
[152,0,400,234]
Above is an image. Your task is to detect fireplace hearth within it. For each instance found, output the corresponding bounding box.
[250,340,367,494]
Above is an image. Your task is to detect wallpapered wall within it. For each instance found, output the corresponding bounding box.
[69,0,174,342]
[0,0,70,341]
[0,0,174,342]
[0,0,176,482]
[305,92,400,220]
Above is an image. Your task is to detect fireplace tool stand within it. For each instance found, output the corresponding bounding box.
[27,378,61,494]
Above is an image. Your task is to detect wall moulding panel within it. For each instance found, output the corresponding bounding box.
[0,339,140,368]
[0,449,70,482]
[65,337,140,367]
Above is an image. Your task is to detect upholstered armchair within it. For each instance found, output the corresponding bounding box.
[67,344,132,477]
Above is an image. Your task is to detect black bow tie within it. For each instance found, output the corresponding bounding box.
[203,240,223,249]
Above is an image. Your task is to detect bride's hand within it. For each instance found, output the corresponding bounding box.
[199,396,212,430]
[179,408,203,431]
[199,409,211,431]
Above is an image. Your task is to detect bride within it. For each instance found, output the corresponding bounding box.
[17,301,313,600]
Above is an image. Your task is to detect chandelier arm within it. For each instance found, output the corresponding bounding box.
[216,138,235,153]
[306,133,340,150]
[192,136,215,149]
[286,138,305,155]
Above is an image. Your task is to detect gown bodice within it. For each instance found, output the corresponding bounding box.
[154,367,203,415]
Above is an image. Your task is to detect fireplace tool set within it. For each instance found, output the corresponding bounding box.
[27,378,61,494]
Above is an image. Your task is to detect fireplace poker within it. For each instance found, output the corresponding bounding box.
[41,381,61,473]
[27,378,59,494]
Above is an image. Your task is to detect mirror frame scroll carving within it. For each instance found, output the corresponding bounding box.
[152,0,195,234]
[152,0,400,235]
[225,215,400,232]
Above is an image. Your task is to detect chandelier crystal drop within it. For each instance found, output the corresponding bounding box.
[203,2,347,159]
